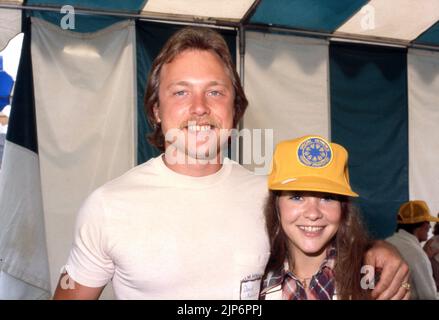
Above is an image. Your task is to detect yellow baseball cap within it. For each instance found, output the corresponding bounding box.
[397,200,439,224]
[268,135,358,197]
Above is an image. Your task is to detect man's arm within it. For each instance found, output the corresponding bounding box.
[53,273,105,300]
[424,239,439,259]
[364,240,410,300]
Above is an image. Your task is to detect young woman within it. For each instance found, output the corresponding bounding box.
[260,135,372,300]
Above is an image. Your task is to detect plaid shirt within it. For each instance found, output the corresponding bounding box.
[260,245,337,300]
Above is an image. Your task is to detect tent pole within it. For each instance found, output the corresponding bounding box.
[237,24,246,165]
[410,43,439,53]
[238,25,245,93]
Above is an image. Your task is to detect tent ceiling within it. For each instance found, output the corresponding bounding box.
[25,0,146,13]
[0,0,260,24]
[1,0,22,3]
[141,0,257,23]
[0,0,22,4]
[1,0,439,48]
[415,21,439,46]
[335,0,439,43]
[250,0,368,32]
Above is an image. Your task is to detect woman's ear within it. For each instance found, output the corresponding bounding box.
[153,103,161,124]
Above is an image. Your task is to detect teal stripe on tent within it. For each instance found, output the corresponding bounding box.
[31,10,124,32]
[135,22,237,164]
[136,21,178,164]
[414,21,439,46]
[330,42,409,239]
[250,0,368,32]
[6,17,38,153]
[26,0,147,13]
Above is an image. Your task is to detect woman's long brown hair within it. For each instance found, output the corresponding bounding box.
[264,191,372,300]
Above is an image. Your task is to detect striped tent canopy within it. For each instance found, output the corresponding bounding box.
[2,0,439,46]
[0,0,439,299]
[251,0,439,47]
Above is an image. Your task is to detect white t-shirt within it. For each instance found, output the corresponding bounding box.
[65,155,270,299]
[386,229,437,300]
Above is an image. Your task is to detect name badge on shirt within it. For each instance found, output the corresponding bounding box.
[240,274,262,300]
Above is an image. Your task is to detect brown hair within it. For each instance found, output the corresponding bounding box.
[433,222,439,236]
[264,191,372,300]
[144,27,248,151]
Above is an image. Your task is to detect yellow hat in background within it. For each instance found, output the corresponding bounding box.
[397,200,439,224]
[268,135,358,197]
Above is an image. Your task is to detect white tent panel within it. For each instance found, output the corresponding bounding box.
[408,48,439,215]
[0,269,49,299]
[244,31,330,175]
[336,0,439,42]
[0,6,21,51]
[0,141,51,299]
[141,0,256,22]
[31,18,136,297]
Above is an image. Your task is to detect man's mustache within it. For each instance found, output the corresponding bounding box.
[178,118,221,129]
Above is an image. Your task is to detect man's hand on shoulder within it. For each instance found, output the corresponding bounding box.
[364,240,410,300]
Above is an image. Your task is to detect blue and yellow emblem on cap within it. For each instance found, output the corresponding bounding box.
[297,137,332,168]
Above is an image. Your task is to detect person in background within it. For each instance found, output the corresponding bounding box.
[260,136,410,300]
[0,112,7,126]
[0,54,13,169]
[386,201,439,299]
[423,217,439,293]
[0,111,8,168]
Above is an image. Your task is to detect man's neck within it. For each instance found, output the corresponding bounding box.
[162,154,223,177]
